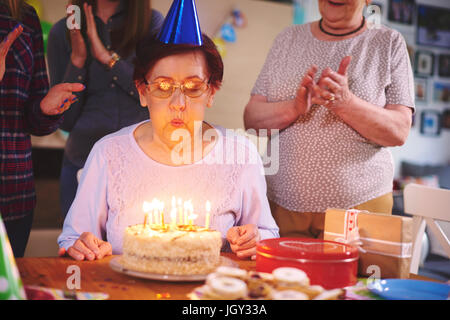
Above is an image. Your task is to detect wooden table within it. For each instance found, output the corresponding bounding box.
[16,253,253,300]
[16,253,438,300]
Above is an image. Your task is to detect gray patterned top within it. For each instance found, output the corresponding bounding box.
[252,23,415,213]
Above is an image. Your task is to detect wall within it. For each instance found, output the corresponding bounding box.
[365,0,450,176]
[34,0,450,175]
[287,0,450,175]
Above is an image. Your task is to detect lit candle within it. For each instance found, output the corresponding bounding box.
[143,201,153,226]
[152,198,158,225]
[184,201,189,225]
[160,202,165,227]
[178,198,183,226]
[170,207,177,227]
[205,200,211,229]
[189,213,198,226]
[171,197,177,227]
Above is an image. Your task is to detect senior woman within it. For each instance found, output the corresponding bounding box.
[244,0,414,238]
[57,34,279,261]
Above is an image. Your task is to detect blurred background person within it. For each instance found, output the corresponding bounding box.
[0,0,84,257]
[47,0,163,219]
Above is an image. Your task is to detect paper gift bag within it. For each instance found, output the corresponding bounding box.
[324,208,413,279]
[0,215,26,300]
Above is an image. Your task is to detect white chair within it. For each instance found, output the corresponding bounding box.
[403,183,450,275]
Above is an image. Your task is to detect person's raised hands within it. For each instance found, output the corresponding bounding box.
[0,23,23,81]
[312,56,354,109]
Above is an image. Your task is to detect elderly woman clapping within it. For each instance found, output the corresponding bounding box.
[244,0,414,238]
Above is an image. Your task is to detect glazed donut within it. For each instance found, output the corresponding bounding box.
[206,273,219,287]
[272,290,309,300]
[248,271,275,283]
[215,266,248,280]
[209,276,247,299]
[272,267,310,286]
[313,289,343,300]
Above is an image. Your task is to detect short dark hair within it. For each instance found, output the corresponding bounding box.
[133,34,223,90]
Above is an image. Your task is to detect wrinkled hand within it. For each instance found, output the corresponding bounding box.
[0,23,23,81]
[84,3,111,65]
[58,232,112,261]
[40,83,85,115]
[294,65,317,116]
[312,56,354,110]
[226,224,260,260]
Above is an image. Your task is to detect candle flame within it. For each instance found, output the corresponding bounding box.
[143,201,152,213]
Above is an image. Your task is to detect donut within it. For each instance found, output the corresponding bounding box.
[313,289,343,300]
[215,266,248,280]
[272,267,310,286]
[209,276,247,299]
[272,290,309,300]
[297,285,325,299]
[248,271,275,284]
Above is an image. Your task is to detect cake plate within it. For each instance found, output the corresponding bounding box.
[110,256,237,282]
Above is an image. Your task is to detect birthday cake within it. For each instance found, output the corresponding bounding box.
[121,224,222,275]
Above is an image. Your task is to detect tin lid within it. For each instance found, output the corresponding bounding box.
[257,238,358,262]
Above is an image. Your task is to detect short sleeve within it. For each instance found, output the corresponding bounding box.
[385,31,415,111]
[251,27,291,97]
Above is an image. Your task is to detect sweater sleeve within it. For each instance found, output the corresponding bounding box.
[238,144,279,240]
[58,141,109,250]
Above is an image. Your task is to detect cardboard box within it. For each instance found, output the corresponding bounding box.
[324,209,413,279]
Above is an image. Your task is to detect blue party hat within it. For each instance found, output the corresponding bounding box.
[157,0,203,46]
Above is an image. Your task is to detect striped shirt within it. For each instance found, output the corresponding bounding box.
[0,4,62,221]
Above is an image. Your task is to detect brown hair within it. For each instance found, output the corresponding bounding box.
[0,0,26,20]
[69,0,152,58]
[133,34,224,91]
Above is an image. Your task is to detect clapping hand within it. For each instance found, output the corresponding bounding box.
[312,56,354,109]
[58,232,112,261]
[84,3,111,65]
[68,2,111,67]
[227,224,261,260]
[0,23,23,81]
[294,65,317,116]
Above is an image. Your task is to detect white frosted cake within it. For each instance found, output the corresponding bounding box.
[122,224,223,275]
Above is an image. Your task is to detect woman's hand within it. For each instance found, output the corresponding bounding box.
[0,23,23,81]
[294,65,317,116]
[226,224,260,260]
[84,3,111,65]
[69,28,87,68]
[58,232,112,261]
[312,56,354,110]
[40,83,85,115]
